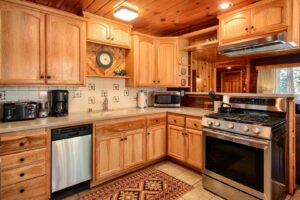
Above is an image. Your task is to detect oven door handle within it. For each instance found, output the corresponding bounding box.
[203,128,270,149]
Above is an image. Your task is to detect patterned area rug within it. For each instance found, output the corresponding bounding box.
[80,167,193,200]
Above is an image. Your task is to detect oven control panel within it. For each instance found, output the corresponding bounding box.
[202,117,272,139]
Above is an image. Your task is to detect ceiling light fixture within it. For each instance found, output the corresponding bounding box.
[114,3,139,22]
[227,66,232,70]
[219,2,233,10]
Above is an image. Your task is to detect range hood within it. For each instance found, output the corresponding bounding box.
[218,32,297,57]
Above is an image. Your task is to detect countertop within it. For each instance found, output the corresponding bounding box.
[0,107,213,134]
[185,92,298,98]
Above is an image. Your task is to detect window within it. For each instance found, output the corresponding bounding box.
[276,67,300,93]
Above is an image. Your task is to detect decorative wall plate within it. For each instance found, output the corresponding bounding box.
[96,51,113,68]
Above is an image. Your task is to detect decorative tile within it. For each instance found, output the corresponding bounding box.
[88,97,96,104]
[124,90,129,96]
[88,83,96,91]
[113,84,119,90]
[113,96,119,103]
[0,91,5,100]
[101,90,108,97]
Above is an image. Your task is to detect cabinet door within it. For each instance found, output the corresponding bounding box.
[251,0,286,34]
[46,14,85,85]
[86,18,111,44]
[186,129,202,169]
[137,36,156,87]
[110,24,131,48]
[123,129,145,169]
[156,39,178,87]
[95,133,123,180]
[219,10,251,42]
[168,125,185,161]
[147,125,166,161]
[0,3,45,84]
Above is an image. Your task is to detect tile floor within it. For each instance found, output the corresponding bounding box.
[65,161,300,200]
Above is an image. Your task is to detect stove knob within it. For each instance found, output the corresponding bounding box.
[228,123,234,129]
[243,125,249,132]
[253,127,261,134]
[207,120,213,126]
[214,121,220,127]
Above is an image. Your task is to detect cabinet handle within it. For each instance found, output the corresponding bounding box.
[153,80,156,83]
[156,120,159,123]
[111,37,114,41]
[124,137,127,141]
[182,132,184,135]
[19,158,25,162]
[19,142,25,147]
[19,172,25,177]
[173,119,177,123]
[40,75,45,79]
[47,75,51,79]
[147,132,150,135]
[120,138,123,141]
[19,189,25,193]
[157,80,160,83]
[194,123,197,127]
[106,36,110,40]
[245,27,249,32]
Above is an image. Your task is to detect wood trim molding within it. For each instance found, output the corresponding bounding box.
[256,62,300,70]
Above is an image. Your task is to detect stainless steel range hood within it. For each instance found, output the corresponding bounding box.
[218,32,297,57]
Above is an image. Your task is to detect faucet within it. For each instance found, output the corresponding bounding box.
[103,95,108,111]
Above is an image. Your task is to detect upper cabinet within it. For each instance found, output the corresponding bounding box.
[218,0,298,45]
[0,0,86,85]
[84,12,132,49]
[46,15,85,85]
[0,2,45,85]
[126,33,178,88]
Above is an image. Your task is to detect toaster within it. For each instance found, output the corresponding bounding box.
[2,102,37,122]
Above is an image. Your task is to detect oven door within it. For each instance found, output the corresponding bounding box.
[203,128,271,200]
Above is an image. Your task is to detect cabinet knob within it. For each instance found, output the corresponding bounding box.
[182,132,184,135]
[124,137,127,141]
[156,120,159,123]
[173,119,176,123]
[194,123,197,127]
[19,142,25,147]
[245,28,249,32]
[111,37,114,41]
[47,75,51,79]
[120,138,123,141]
[40,75,45,79]
[153,80,156,83]
[20,189,25,193]
[157,80,160,83]
[19,158,25,162]
[20,172,25,177]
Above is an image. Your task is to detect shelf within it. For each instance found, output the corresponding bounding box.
[180,25,218,39]
[180,40,218,51]
[86,75,130,79]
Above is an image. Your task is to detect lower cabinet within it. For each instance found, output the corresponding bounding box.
[167,115,203,170]
[147,125,166,161]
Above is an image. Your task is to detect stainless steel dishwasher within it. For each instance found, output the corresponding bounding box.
[51,124,92,193]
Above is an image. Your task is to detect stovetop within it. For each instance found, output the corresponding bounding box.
[206,111,286,127]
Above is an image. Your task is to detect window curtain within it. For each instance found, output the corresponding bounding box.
[257,69,276,93]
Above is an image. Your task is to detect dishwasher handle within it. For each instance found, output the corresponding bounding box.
[52,124,92,141]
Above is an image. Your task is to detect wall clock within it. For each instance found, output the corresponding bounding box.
[96,51,113,68]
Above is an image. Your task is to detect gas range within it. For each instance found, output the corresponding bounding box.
[202,110,286,140]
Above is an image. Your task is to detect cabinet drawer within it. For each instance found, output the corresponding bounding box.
[1,175,47,200]
[1,148,46,170]
[147,114,166,127]
[186,118,202,130]
[2,161,46,186]
[0,129,47,155]
[168,115,185,127]
[96,117,146,136]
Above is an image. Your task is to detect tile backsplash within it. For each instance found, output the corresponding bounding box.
[0,78,164,113]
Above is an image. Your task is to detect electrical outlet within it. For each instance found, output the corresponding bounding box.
[113,96,119,103]
[88,97,95,104]
[124,90,129,96]
[73,90,81,98]
[113,84,119,90]
[101,90,108,97]
[88,83,95,91]
[0,91,5,100]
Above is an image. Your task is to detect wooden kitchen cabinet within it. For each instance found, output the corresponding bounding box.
[156,39,178,87]
[84,12,132,49]
[218,0,297,45]
[186,129,202,169]
[126,33,178,88]
[46,14,85,85]
[219,10,251,42]
[0,2,45,85]
[147,125,166,161]
[168,125,186,161]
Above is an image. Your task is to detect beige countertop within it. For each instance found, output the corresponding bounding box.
[0,107,213,134]
[185,92,297,98]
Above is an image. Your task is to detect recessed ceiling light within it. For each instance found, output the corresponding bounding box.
[114,3,139,22]
[227,66,232,70]
[219,2,233,10]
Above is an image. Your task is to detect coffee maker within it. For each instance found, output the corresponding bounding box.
[49,90,69,117]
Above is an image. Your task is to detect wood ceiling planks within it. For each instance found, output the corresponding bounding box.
[24,0,256,36]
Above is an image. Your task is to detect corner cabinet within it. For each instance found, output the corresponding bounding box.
[126,34,178,88]
[84,12,132,49]
[46,14,85,85]
[0,1,86,86]
[218,0,298,45]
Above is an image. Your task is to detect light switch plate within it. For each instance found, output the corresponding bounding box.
[73,90,81,98]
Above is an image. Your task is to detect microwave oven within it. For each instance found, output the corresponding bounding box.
[153,91,181,107]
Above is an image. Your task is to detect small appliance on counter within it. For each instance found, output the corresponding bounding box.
[1,101,37,122]
[153,91,181,108]
[49,90,69,117]
[137,90,148,108]
[38,101,49,118]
